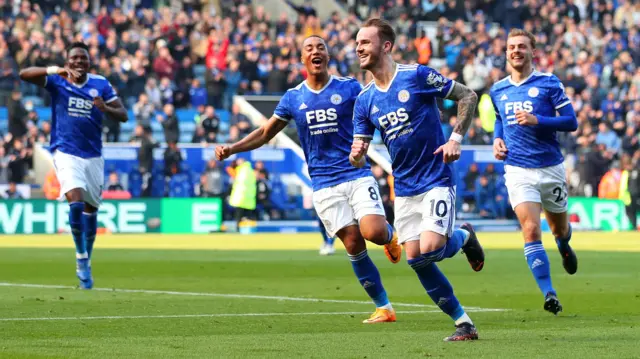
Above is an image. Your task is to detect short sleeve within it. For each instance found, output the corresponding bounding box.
[417,65,455,98]
[490,91,504,140]
[548,75,571,110]
[353,95,374,139]
[273,91,292,122]
[103,81,119,103]
[44,74,61,92]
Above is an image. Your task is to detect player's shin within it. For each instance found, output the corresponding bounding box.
[84,212,98,258]
[524,241,556,296]
[420,230,467,263]
[69,202,87,258]
[407,257,472,325]
[348,249,391,309]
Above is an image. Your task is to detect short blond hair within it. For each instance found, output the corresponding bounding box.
[508,28,536,49]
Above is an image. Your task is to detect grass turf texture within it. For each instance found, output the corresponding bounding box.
[0,232,638,358]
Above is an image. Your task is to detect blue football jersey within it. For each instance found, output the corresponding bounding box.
[353,64,454,197]
[273,76,371,191]
[45,73,118,158]
[490,71,571,168]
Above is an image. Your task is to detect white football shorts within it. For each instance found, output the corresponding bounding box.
[394,186,457,244]
[312,176,386,238]
[52,150,104,208]
[504,163,568,213]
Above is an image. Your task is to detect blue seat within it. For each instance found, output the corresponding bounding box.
[128,170,143,197]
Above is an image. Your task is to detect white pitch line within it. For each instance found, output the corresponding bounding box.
[0,282,508,312]
[0,308,502,322]
[0,310,440,322]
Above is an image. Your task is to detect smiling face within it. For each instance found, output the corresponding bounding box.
[355,19,395,72]
[301,36,329,76]
[506,35,534,73]
[355,26,384,71]
[67,47,90,78]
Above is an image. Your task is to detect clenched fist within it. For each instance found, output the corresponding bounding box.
[349,139,369,168]
[215,145,232,161]
[493,138,508,160]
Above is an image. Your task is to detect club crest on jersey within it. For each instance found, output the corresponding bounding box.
[89,89,99,97]
[528,87,539,98]
[426,72,446,91]
[398,90,410,103]
[330,94,342,105]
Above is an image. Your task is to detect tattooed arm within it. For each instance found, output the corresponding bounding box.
[446,82,478,139]
[434,82,478,163]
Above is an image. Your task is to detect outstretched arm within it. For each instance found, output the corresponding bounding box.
[216,116,287,160]
[19,66,81,87]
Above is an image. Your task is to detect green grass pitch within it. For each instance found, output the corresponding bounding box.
[0,232,639,358]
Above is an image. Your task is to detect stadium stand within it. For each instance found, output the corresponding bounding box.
[0,0,638,221]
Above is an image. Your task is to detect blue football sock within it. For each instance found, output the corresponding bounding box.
[349,249,390,308]
[385,223,395,244]
[408,257,466,322]
[69,202,86,257]
[524,241,555,296]
[83,212,98,259]
[555,224,572,251]
[420,229,466,263]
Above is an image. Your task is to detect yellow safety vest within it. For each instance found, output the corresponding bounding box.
[619,170,631,206]
[229,162,257,210]
[478,93,496,134]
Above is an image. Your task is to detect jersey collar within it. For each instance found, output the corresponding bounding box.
[373,63,399,93]
[304,75,333,94]
[508,68,536,87]
[71,75,90,88]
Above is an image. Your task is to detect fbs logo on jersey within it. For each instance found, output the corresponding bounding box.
[505,101,533,125]
[305,108,337,124]
[505,101,533,115]
[378,108,409,132]
[68,97,93,117]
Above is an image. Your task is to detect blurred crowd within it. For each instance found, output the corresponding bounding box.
[0,0,638,217]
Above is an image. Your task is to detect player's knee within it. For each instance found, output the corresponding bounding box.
[360,225,387,244]
[550,222,570,239]
[522,220,541,242]
[338,227,365,254]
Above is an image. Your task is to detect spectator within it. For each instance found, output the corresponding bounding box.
[475,176,496,218]
[153,46,178,81]
[159,104,180,144]
[205,67,226,109]
[596,122,621,155]
[230,103,253,136]
[7,138,27,184]
[3,181,22,199]
[200,159,226,197]
[7,90,27,138]
[464,163,480,192]
[106,171,124,192]
[133,93,155,128]
[164,141,183,179]
[622,126,639,156]
[189,79,207,108]
[256,169,273,220]
[0,146,8,183]
[200,106,220,143]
